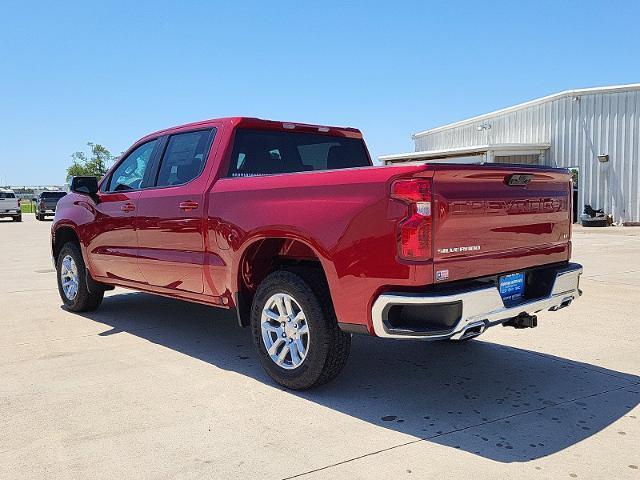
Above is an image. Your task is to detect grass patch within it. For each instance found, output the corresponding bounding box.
[21,202,36,213]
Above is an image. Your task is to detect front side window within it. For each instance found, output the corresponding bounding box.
[107,140,157,192]
[155,129,215,187]
[227,129,371,177]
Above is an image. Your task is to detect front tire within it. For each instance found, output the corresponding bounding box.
[250,269,351,390]
[56,242,104,312]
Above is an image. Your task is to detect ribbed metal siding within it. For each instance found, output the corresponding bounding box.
[414,90,640,223]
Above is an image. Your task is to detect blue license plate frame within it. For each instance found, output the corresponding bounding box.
[499,272,525,303]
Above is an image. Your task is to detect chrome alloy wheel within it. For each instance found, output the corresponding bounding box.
[60,254,79,301]
[261,293,310,370]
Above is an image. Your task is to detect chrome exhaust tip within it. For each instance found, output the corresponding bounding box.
[451,320,488,340]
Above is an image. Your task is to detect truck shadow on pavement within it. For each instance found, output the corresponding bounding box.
[76,291,639,464]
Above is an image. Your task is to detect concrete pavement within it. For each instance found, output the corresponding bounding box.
[1,216,638,479]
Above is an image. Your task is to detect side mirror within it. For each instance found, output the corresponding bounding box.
[70,176,99,195]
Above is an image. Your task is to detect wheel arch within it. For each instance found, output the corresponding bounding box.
[234,236,335,327]
[52,224,82,264]
[53,224,110,295]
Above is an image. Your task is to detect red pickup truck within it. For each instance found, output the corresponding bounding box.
[52,117,582,389]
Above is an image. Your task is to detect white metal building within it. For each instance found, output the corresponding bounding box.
[381,84,640,223]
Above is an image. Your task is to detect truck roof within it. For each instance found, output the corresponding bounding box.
[139,117,363,143]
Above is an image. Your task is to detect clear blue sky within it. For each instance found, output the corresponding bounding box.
[1,0,639,185]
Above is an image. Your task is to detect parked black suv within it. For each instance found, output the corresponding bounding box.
[34,191,67,220]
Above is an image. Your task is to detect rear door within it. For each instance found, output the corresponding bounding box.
[136,128,217,294]
[432,165,572,283]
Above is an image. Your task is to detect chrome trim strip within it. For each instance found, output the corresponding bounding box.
[371,263,583,340]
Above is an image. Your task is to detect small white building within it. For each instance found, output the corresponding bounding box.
[381,84,640,224]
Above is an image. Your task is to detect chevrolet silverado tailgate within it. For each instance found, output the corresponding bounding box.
[431,164,572,283]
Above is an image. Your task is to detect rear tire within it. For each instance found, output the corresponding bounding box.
[56,242,104,312]
[581,217,608,227]
[250,269,351,390]
[12,215,22,222]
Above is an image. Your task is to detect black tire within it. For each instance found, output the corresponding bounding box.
[250,269,351,390]
[56,242,104,312]
[581,217,608,227]
[13,215,22,222]
[35,213,41,221]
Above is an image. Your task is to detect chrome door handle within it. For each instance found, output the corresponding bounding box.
[179,201,199,211]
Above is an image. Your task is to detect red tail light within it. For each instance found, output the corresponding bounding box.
[391,178,432,260]
[17,198,21,207]
[40,200,45,209]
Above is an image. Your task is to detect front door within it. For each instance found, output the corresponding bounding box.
[87,139,158,284]
[136,129,216,294]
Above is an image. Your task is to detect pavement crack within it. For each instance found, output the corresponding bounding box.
[0,325,162,348]
[282,381,640,479]
[582,269,640,279]
[6,288,58,294]
[586,278,640,287]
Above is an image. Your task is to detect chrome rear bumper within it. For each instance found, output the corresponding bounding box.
[371,263,583,340]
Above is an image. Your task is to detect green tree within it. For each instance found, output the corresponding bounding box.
[570,168,579,188]
[66,143,115,181]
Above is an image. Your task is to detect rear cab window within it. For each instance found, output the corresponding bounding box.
[0,192,16,199]
[41,192,67,199]
[227,129,371,177]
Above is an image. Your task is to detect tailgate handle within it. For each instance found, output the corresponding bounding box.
[506,174,532,186]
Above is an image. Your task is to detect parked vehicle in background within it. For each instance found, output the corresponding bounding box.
[34,191,67,220]
[52,117,583,389]
[0,188,21,222]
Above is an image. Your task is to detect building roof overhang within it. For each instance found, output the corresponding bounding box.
[412,83,640,139]
[379,143,550,164]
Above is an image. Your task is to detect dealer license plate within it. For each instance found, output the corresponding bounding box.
[499,272,525,303]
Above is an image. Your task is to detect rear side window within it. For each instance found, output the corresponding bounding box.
[107,139,157,192]
[155,129,215,187]
[0,192,16,199]
[228,129,370,177]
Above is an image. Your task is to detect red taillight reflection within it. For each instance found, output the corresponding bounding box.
[399,212,432,259]
[391,179,432,261]
[391,178,431,202]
